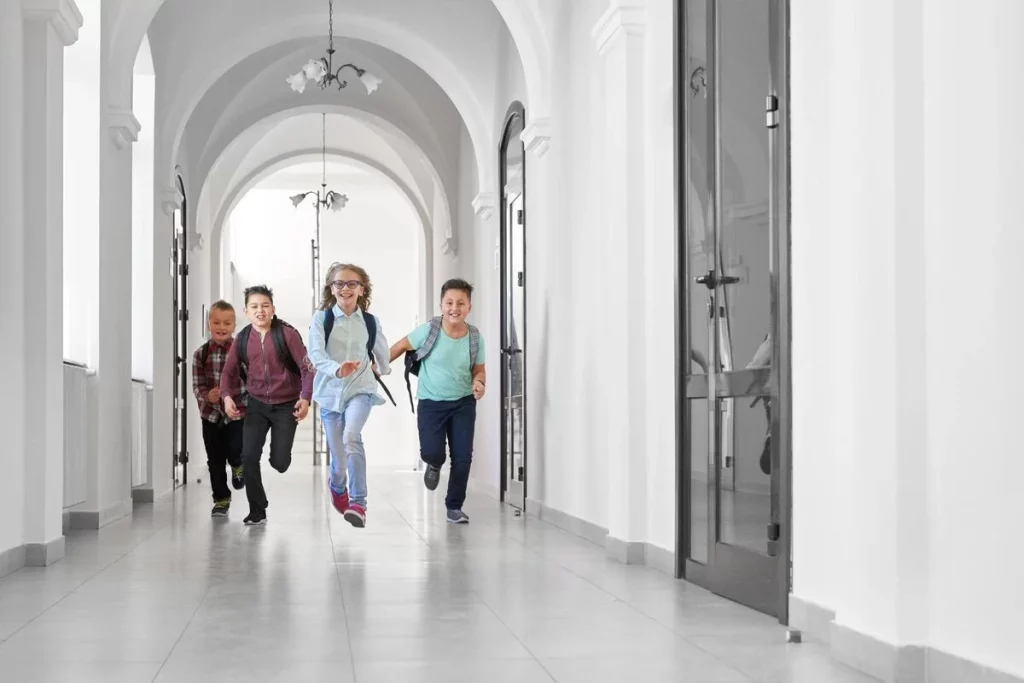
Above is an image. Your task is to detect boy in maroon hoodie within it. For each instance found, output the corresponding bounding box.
[220,285,313,526]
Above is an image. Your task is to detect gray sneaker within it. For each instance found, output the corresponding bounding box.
[424,465,441,491]
[446,509,469,524]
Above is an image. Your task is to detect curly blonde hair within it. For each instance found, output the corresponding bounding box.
[320,262,372,312]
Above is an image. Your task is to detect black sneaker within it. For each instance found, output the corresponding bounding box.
[231,466,245,490]
[211,500,230,517]
[243,509,267,526]
[424,465,441,491]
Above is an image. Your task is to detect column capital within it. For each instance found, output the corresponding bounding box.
[107,108,141,150]
[472,192,498,221]
[520,118,551,158]
[22,0,83,47]
[592,1,646,57]
[161,185,184,216]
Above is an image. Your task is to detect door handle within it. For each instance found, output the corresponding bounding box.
[695,269,740,290]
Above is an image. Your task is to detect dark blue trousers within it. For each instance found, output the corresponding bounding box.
[417,395,476,510]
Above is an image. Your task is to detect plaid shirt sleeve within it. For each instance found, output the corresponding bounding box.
[192,346,208,403]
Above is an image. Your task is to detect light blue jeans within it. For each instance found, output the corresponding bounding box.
[321,394,373,509]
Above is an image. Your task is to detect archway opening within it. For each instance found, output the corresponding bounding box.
[226,160,422,469]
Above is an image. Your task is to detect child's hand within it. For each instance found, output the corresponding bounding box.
[293,399,310,421]
[206,387,220,403]
[336,361,360,378]
[472,379,485,400]
[224,396,241,419]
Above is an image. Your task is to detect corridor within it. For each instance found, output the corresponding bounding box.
[0,468,871,683]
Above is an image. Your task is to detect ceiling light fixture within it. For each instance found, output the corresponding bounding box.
[287,0,382,95]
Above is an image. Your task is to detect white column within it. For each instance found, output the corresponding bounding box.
[592,0,648,560]
[21,0,83,564]
[520,119,550,506]
[87,103,140,527]
[0,0,27,564]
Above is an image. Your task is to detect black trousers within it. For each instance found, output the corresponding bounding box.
[201,419,243,502]
[417,395,477,510]
[242,398,299,512]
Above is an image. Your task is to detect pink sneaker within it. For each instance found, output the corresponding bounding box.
[344,505,366,528]
[331,490,349,515]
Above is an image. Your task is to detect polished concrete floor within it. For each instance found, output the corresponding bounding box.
[0,465,877,683]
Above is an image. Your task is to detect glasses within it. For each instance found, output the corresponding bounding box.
[331,280,362,290]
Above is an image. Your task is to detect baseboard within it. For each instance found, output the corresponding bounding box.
[644,542,676,575]
[0,544,27,579]
[605,536,645,564]
[795,603,1024,683]
[531,501,608,547]
[467,477,501,503]
[526,500,675,575]
[67,498,133,530]
[789,595,836,644]
[25,536,65,567]
[928,648,1024,683]
[131,487,155,504]
[831,621,926,683]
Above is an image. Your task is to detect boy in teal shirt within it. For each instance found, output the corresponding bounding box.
[390,279,486,523]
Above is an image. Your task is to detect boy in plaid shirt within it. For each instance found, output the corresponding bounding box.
[192,300,246,516]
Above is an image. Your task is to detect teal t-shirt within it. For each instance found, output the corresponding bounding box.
[408,323,485,402]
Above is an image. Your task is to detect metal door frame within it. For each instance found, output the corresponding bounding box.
[672,0,793,622]
[173,174,189,487]
[498,100,527,510]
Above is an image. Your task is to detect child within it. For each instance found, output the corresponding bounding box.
[308,263,393,528]
[220,285,313,526]
[192,301,246,517]
[389,278,486,524]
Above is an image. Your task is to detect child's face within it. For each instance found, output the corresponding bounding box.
[331,269,364,308]
[208,308,236,343]
[441,289,471,325]
[246,294,275,329]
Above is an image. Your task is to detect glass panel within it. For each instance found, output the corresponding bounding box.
[685,0,712,378]
[509,192,525,487]
[718,397,771,554]
[713,0,772,553]
[687,398,710,564]
[503,115,525,496]
[715,0,771,375]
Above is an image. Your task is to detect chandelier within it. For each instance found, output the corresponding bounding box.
[289,114,348,213]
[287,0,382,95]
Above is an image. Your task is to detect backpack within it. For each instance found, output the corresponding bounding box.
[323,308,397,407]
[235,316,301,384]
[403,316,480,413]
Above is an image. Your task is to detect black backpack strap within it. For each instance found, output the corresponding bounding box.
[270,317,301,376]
[235,325,251,385]
[199,340,211,369]
[363,313,396,407]
[323,308,335,345]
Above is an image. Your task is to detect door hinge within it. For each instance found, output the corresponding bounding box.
[517,271,524,287]
[767,523,780,541]
[177,309,189,321]
[766,94,780,129]
[517,209,523,225]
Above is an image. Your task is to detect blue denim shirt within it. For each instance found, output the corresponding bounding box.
[308,305,392,413]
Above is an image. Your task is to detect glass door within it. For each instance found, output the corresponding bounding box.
[500,102,527,511]
[172,175,189,487]
[678,0,791,619]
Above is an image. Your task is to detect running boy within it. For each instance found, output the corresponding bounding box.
[389,278,485,524]
[308,263,393,528]
[192,301,245,517]
[220,285,313,526]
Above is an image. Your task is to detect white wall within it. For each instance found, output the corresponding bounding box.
[63,0,101,365]
[791,0,1024,678]
[220,168,422,472]
[132,37,156,382]
[0,0,26,562]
